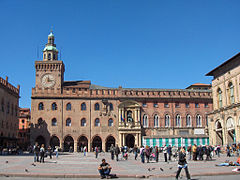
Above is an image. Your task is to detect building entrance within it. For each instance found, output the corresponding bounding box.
[64,136,74,152]
[125,134,135,148]
[92,136,102,152]
[105,136,115,152]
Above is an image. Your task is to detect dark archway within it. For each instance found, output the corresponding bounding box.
[92,136,102,152]
[105,136,115,152]
[50,136,60,148]
[64,136,74,152]
[78,136,88,152]
[35,135,46,147]
[125,134,135,148]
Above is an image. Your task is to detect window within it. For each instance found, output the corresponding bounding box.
[94,103,100,111]
[108,118,113,127]
[48,53,51,60]
[1,99,4,112]
[38,102,44,110]
[109,103,113,111]
[81,103,86,111]
[154,114,159,127]
[164,102,169,108]
[218,88,222,108]
[52,103,57,110]
[165,114,170,127]
[229,82,235,104]
[38,118,43,125]
[176,114,181,127]
[52,118,57,126]
[153,102,158,108]
[66,118,71,126]
[196,114,202,127]
[95,118,100,126]
[143,114,148,127]
[175,102,180,108]
[22,119,25,123]
[195,103,199,108]
[186,115,191,127]
[66,103,71,111]
[204,103,209,108]
[81,118,86,127]
[185,103,189,108]
[142,102,147,108]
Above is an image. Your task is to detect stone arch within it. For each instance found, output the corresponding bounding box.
[64,135,74,152]
[125,134,135,148]
[105,135,116,152]
[35,135,46,147]
[50,135,60,148]
[77,135,88,152]
[92,135,102,152]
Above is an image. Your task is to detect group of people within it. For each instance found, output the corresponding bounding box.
[33,143,59,163]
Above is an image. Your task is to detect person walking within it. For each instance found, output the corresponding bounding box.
[115,144,120,161]
[192,144,197,161]
[163,145,168,162]
[40,144,45,163]
[133,145,138,160]
[95,146,99,158]
[176,148,191,180]
[54,146,59,158]
[167,145,172,161]
[48,146,52,159]
[140,146,145,163]
[155,146,159,162]
[110,144,115,160]
[145,146,150,163]
[33,143,40,162]
[83,146,87,156]
[227,145,231,157]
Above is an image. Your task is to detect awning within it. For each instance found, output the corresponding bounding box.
[142,137,209,147]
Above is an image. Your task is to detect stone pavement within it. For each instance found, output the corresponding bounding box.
[0,152,240,178]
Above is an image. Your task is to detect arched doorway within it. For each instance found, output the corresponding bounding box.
[64,136,74,152]
[35,135,46,147]
[78,136,88,152]
[50,136,60,148]
[226,117,235,144]
[125,134,135,148]
[215,120,223,145]
[105,136,115,152]
[92,136,102,152]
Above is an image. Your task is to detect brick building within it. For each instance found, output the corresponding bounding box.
[18,108,31,149]
[0,76,20,147]
[31,32,213,152]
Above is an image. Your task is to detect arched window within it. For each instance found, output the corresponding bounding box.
[217,88,222,108]
[94,103,100,111]
[95,118,100,127]
[66,118,71,126]
[165,114,170,127]
[38,102,44,110]
[109,103,113,111]
[52,118,57,126]
[81,118,86,127]
[176,114,181,127]
[48,53,51,60]
[52,103,57,110]
[143,114,148,128]
[81,103,86,111]
[66,103,71,111]
[229,82,235,104]
[196,114,202,127]
[154,114,159,127]
[108,118,113,126]
[186,114,191,127]
[38,118,43,125]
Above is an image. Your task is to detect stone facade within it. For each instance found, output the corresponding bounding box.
[207,52,240,146]
[0,76,20,147]
[18,108,31,149]
[31,32,213,152]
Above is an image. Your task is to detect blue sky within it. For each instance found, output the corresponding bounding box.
[1,0,240,108]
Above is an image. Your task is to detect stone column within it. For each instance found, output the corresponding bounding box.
[119,133,122,147]
[135,109,137,125]
[74,141,78,152]
[119,109,122,125]
[138,134,142,147]
[122,134,125,146]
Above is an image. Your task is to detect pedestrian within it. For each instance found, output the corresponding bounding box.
[176,147,191,180]
[187,145,192,160]
[140,146,145,163]
[217,145,221,157]
[163,145,168,162]
[155,146,159,162]
[205,145,211,161]
[40,144,45,163]
[54,146,59,158]
[133,145,138,160]
[145,146,150,163]
[33,143,40,162]
[83,146,87,156]
[192,144,197,161]
[48,146,52,159]
[95,146,99,158]
[227,145,231,157]
[98,159,112,179]
[110,144,115,160]
[167,145,172,161]
[115,144,120,161]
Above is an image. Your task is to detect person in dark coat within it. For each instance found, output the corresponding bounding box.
[176,148,191,180]
[167,145,172,161]
[145,146,150,163]
[114,144,120,161]
[110,144,115,160]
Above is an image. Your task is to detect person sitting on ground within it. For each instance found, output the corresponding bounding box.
[215,160,236,166]
[98,159,112,179]
[236,155,240,166]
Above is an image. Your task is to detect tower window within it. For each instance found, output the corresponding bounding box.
[52,103,57,110]
[66,103,72,111]
[95,118,100,126]
[108,119,113,127]
[81,103,86,111]
[48,53,51,60]
[66,118,71,126]
[81,118,86,127]
[38,102,44,110]
[52,118,57,126]
[94,103,100,111]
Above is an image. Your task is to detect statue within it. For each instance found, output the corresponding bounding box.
[127,111,133,123]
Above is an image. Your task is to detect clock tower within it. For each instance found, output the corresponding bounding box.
[35,31,65,90]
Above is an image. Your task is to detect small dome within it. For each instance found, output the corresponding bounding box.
[43,45,58,52]
[48,32,54,37]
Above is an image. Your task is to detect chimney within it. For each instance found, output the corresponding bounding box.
[5,76,8,82]
[17,85,20,90]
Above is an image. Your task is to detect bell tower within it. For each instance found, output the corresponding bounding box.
[34,31,65,90]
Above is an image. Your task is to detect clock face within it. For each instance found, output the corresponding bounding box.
[41,74,55,88]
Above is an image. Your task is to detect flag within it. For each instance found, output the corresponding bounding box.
[121,114,125,122]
